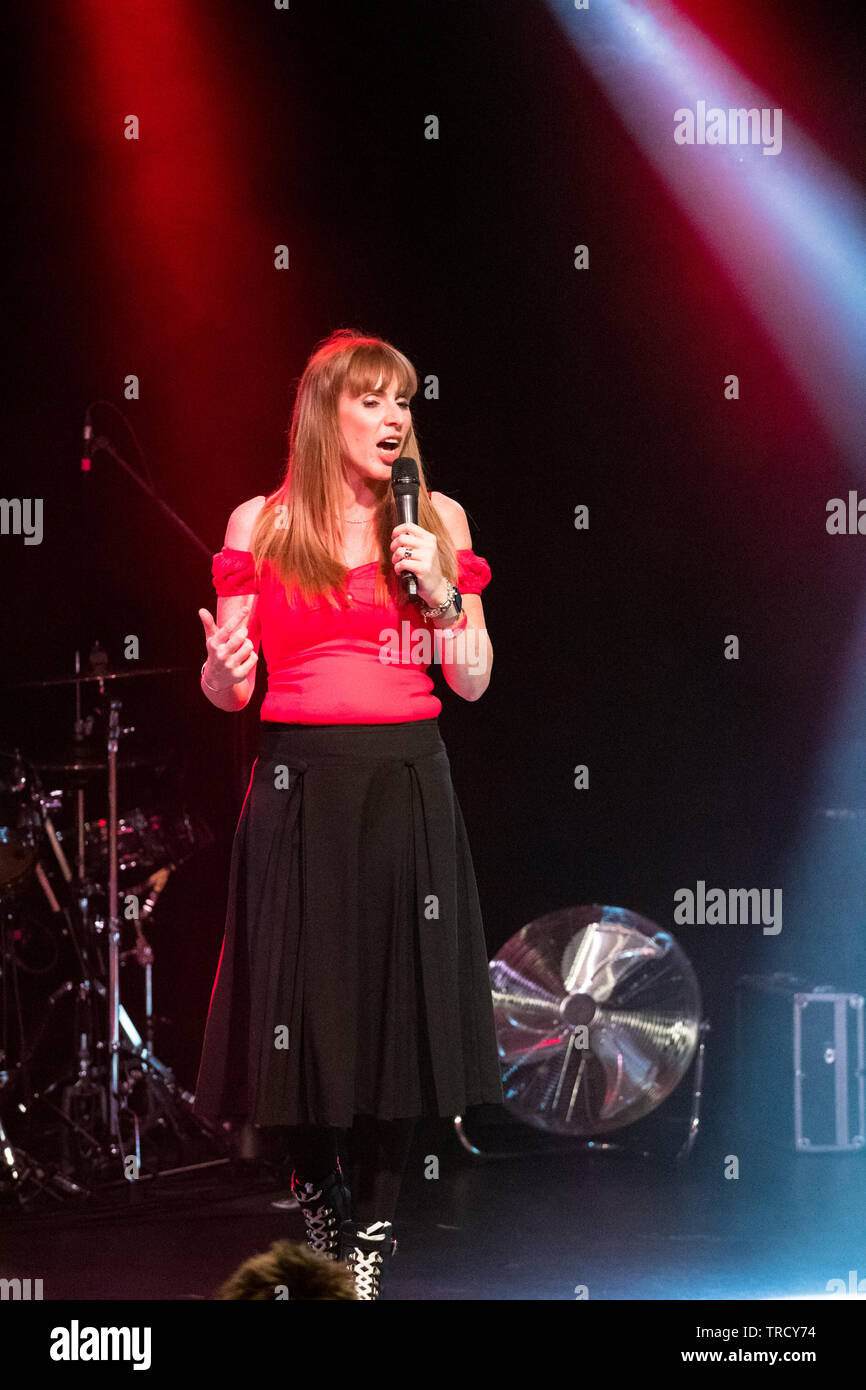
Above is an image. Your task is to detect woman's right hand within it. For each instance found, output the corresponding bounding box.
[198,600,259,688]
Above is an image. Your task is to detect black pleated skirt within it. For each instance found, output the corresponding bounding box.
[193,718,504,1129]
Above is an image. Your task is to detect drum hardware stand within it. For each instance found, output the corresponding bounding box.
[94,695,229,1180]
[101,707,212,1177]
[0,1105,89,1207]
[121,865,171,1057]
[106,697,124,1154]
[1,1036,92,1206]
[72,655,99,912]
[13,976,192,1180]
[28,760,101,984]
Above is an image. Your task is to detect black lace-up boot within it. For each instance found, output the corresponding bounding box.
[290,1162,355,1263]
[344,1220,397,1300]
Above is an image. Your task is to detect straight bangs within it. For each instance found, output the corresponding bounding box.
[341,342,417,404]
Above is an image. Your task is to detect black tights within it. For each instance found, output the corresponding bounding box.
[284,1116,418,1230]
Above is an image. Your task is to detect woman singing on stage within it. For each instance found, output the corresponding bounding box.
[193,328,503,1299]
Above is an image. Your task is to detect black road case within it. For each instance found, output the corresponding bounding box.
[736,973,865,1152]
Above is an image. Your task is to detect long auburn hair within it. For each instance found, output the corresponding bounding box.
[249,327,457,610]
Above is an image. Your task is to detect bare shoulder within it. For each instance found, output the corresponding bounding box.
[224,495,267,550]
[429,490,488,629]
[429,490,472,549]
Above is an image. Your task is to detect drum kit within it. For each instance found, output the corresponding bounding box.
[0,653,222,1209]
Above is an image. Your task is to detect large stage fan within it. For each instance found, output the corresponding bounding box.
[489,905,702,1136]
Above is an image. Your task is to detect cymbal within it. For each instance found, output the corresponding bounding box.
[7,665,192,690]
[489,904,702,1136]
[2,743,162,778]
[35,748,161,774]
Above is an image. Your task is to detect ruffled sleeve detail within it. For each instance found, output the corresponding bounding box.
[456,548,491,595]
[212,546,260,596]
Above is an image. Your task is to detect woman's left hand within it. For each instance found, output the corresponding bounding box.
[389,522,447,608]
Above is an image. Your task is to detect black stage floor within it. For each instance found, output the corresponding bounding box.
[2,1115,863,1302]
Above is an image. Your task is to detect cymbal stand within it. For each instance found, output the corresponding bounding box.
[106,696,127,1156]
[100,698,227,1178]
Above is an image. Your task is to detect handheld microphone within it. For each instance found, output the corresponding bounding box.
[391,457,421,600]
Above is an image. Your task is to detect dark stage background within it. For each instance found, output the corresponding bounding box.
[2,0,865,1134]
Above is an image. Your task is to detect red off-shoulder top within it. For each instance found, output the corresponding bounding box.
[210,541,491,725]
